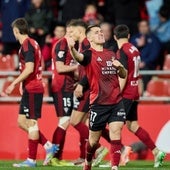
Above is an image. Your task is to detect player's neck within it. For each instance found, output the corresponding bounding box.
[19,35,29,44]
[91,43,103,51]
[117,38,128,49]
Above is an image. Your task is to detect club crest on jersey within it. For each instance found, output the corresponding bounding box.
[58,51,65,58]
[97,56,102,62]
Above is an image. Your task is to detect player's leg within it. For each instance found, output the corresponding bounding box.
[51,91,73,166]
[17,114,28,132]
[83,105,111,170]
[125,99,166,167]
[71,94,89,164]
[83,130,101,170]
[108,100,126,170]
[13,92,41,167]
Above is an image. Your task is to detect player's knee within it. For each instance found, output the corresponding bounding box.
[58,116,70,130]
[28,120,39,133]
[127,122,139,133]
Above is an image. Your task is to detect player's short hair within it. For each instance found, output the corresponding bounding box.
[67,19,88,29]
[114,24,129,39]
[85,24,100,36]
[11,18,29,35]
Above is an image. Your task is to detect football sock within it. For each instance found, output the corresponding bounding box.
[86,141,98,164]
[110,140,122,167]
[38,131,48,146]
[135,127,156,150]
[28,139,39,160]
[74,122,89,159]
[52,126,66,160]
[102,128,110,143]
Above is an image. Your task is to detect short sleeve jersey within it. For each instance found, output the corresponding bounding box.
[117,42,140,100]
[19,37,44,93]
[81,48,122,105]
[51,37,75,92]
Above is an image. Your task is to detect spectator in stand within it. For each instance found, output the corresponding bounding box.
[100,22,118,52]
[130,20,161,91]
[104,0,142,35]
[0,13,3,53]
[152,5,170,54]
[58,0,89,23]
[0,0,30,55]
[25,0,53,48]
[42,22,66,71]
[145,0,163,31]
[83,3,103,25]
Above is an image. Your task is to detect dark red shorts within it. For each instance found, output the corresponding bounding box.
[52,91,73,117]
[19,90,43,119]
[122,98,138,121]
[89,100,126,131]
[73,89,90,113]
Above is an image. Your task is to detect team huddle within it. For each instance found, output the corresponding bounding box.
[5,18,166,170]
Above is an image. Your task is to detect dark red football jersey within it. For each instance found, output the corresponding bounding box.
[19,37,44,93]
[81,48,122,105]
[117,42,140,100]
[51,37,75,92]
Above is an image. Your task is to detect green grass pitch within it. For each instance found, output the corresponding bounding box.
[0,160,169,170]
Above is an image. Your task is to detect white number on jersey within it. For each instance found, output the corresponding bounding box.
[133,55,141,78]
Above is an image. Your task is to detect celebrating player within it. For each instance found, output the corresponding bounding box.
[68,25,126,170]
[68,19,108,166]
[5,18,58,167]
[50,22,78,166]
[114,24,166,168]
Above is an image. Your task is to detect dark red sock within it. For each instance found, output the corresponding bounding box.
[74,122,89,159]
[102,128,110,143]
[86,141,98,162]
[52,126,66,160]
[39,131,47,146]
[135,127,156,150]
[28,139,39,160]
[110,140,122,167]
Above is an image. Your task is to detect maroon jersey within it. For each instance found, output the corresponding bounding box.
[81,48,122,105]
[117,42,140,100]
[19,37,44,93]
[51,37,75,92]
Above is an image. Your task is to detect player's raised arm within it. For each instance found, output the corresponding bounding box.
[67,37,85,63]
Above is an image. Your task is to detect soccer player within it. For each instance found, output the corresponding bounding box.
[5,18,58,167]
[113,24,166,168]
[67,25,127,170]
[68,19,108,166]
[50,23,78,166]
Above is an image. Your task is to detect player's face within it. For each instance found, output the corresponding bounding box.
[54,26,66,39]
[69,26,80,41]
[12,27,19,40]
[90,27,105,44]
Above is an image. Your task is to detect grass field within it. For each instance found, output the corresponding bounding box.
[0,160,169,170]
